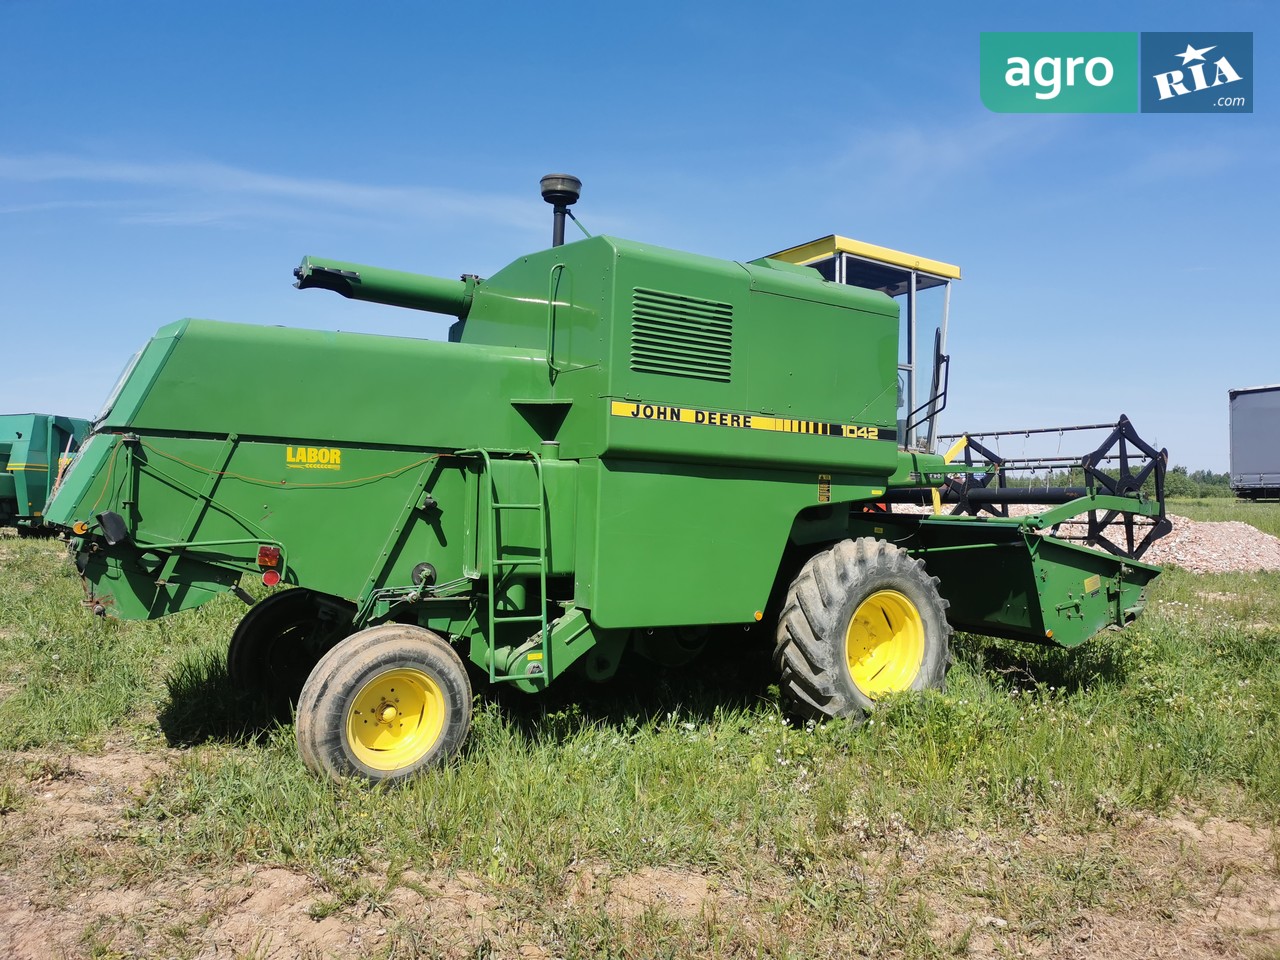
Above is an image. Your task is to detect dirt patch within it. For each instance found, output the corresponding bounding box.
[921,811,1280,959]
[569,863,722,920]
[1196,591,1240,603]
[1,745,1277,959]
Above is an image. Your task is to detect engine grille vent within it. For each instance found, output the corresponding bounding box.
[630,288,733,382]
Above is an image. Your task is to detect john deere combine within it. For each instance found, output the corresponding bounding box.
[1,413,89,534]
[45,175,1168,783]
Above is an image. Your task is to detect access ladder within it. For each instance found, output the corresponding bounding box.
[459,448,550,683]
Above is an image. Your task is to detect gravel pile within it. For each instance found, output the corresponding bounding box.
[1030,510,1280,573]
[1138,515,1280,574]
[890,504,1280,574]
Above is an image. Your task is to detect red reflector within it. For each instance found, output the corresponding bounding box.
[257,545,281,568]
[262,569,282,587]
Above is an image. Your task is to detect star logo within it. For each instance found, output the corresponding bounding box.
[1176,43,1215,65]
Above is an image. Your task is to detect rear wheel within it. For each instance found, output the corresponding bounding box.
[227,589,355,714]
[295,624,472,784]
[774,538,950,720]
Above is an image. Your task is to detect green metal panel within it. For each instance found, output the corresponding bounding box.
[585,458,885,628]
[103,320,551,450]
[42,432,112,526]
[454,236,904,474]
[77,550,242,619]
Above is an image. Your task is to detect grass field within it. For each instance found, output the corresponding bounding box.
[1,505,1279,958]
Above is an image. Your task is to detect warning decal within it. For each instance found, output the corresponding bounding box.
[609,400,895,442]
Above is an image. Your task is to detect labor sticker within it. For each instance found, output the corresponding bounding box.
[1083,574,1102,595]
[285,445,343,470]
[818,474,831,503]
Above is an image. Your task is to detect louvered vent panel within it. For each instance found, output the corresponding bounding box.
[630,288,733,382]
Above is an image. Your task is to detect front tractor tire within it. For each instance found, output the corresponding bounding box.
[774,538,951,721]
[295,624,473,784]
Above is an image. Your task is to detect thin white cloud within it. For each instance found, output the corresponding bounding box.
[0,153,547,232]
[0,198,132,215]
[821,114,1064,198]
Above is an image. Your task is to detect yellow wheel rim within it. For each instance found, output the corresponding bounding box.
[845,590,925,699]
[345,667,446,772]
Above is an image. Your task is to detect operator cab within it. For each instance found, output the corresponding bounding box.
[766,236,959,453]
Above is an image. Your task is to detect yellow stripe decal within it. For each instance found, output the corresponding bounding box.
[610,400,892,441]
[6,463,50,471]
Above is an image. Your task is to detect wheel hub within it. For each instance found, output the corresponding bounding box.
[845,589,926,699]
[344,668,446,771]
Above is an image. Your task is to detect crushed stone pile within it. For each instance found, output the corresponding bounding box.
[888,504,1280,574]
[1139,515,1280,574]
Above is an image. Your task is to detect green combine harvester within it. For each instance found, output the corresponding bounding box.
[1,413,90,535]
[45,175,1169,783]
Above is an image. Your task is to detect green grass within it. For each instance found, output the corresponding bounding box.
[2,512,1280,956]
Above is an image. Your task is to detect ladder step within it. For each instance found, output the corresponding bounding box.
[474,448,551,685]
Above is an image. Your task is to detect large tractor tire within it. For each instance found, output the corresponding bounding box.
[227,588,355,714]
[295,624,472,784]
[774,538,951,720]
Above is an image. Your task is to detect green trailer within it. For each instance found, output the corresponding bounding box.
[1,413,90,534]
[45,176,1168,783]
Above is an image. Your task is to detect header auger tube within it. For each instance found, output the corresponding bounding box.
[294,256,476,318]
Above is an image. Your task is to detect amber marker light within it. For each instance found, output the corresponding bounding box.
[72,521,90,535]
[257,545,281,568]
[754,611,764,621]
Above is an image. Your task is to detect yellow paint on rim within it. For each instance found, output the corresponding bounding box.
[845,590,925,699]
[345,667,445,771]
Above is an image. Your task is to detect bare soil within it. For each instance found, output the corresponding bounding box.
[1,745,1277,959]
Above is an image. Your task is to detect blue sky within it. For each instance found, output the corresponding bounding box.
[1,0,1273,470]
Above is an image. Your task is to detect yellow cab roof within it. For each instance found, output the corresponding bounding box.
[766,235,961,281]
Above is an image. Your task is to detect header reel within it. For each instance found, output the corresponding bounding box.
[932,415,1171,560]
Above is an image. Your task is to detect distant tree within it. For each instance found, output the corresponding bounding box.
[1164,465,1195,497]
